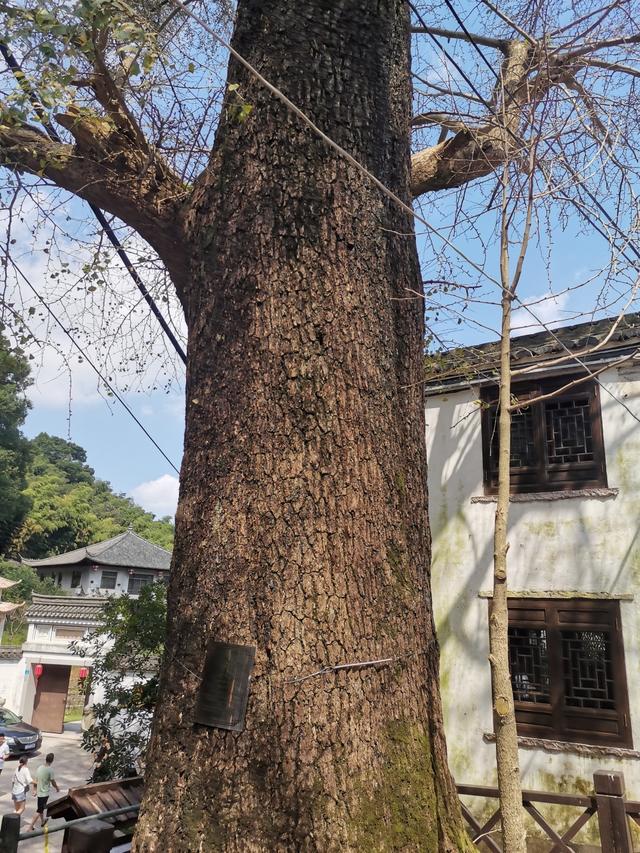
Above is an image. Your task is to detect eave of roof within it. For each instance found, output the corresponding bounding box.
[47,776,143,823]
[425,311,640,391]
[25,594,105,625]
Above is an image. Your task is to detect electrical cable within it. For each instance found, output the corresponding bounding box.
[9,257,181,474]
[166,0,640,425]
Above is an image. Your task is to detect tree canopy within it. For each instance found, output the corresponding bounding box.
[11,432,174,557]
[73,582,166,780]
[0,331,32,554]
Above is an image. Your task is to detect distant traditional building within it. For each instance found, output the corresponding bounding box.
[0,530,172,733]
[22,528,171,596]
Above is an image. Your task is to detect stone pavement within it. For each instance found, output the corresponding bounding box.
[0,723,94,852]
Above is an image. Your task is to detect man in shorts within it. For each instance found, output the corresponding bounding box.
[27,753,59,830]
[0,734,11,774]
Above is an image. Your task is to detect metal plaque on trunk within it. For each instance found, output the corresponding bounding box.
[195,641,256,731]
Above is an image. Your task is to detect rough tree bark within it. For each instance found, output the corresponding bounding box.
[130,1,470,850]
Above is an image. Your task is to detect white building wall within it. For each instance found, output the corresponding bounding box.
[41,567,156,596]
[0,659,24,713]
[426,365,640,804]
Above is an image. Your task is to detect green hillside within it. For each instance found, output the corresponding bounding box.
[0,331,174,561]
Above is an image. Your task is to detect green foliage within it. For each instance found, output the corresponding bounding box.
[1,620,27,647]
[29,433,94,484]
[1,0,161,125]
[0,333,32,555]
[12,432,174,558]
[0,559,65,604]
[73,583,166,779]
[0,557,65,645]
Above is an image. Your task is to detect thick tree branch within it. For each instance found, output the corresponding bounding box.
[0,120,189,292]
[562,32,640,62]
[411,40,534,196]
[412,112,470,131]
[90,34,150,151]
[580,56,640,78]
[410,25,509,52]
[411,130,507,194]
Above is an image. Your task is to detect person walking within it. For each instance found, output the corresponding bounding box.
[27,753,59,830]
[11,756,33,815]
[0,734,11,775]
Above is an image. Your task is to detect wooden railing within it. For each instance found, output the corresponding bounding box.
[458,770,640,852]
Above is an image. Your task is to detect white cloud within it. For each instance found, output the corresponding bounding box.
[129,474,179,518]
[511,291,571,335]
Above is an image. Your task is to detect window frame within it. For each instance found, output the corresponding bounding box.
[507,598,632,748]
[480,374,607,495]
[100,570,118,590]
[54,627,84,642]
[127,572,153,595]
[70,570,82,589]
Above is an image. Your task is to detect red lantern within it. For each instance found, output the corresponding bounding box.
[34,664,43,680]
[79,667,89,680]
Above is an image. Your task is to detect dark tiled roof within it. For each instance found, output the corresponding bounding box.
[47,776,143,823]
[26,594,105,625]
[22,530,172,571]
[426,312,640,386]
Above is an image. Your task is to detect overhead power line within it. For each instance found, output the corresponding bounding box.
[425,1,640,271]
[0,41,187,366]
[10,257,181,475]
[3,4,638,428]
[166,0,640,425]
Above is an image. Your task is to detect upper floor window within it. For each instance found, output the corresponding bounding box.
[481,375,607,494]
[508,598,631,747]
[100,570,118,590]
[70,570,82,589]
[33,624,52,642]
[128,572,153,595]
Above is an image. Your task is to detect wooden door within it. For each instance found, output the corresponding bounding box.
[32,665,70,733]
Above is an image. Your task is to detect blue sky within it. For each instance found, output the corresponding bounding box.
[17,200,625,522]
[7,4,639,517]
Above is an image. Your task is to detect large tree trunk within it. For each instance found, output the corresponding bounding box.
[134,2,469,850]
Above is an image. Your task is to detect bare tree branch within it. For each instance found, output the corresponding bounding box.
[0,121,189,292]
[409,25,509,51]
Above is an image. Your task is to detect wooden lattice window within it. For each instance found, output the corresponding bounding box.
[507,599,631,747]
[481,375,607,494]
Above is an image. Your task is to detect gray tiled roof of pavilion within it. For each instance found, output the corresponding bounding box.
[21,530,171,572]
[425,311,640,387]
[26,594,105,626]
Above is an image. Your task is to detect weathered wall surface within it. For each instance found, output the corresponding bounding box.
[0,657,25,714]
[426,365,640,819]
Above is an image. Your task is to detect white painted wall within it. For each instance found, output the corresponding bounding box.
[0,659,24,714]
[426,365,640,803]
[39,567,159,596]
